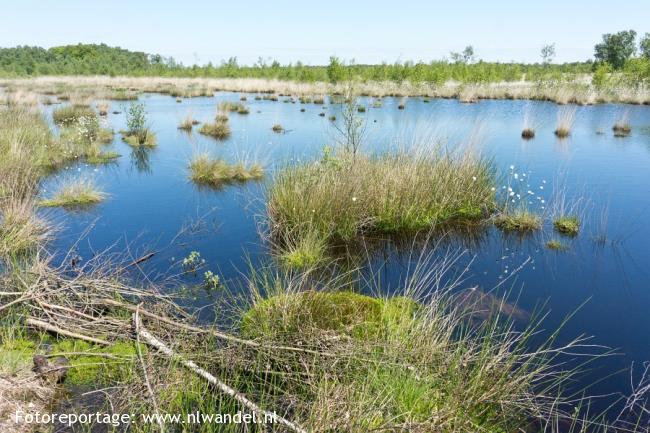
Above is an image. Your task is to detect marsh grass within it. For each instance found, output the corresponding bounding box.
[122,130,156,147]
[198,119,231,140]
[494,208,542,232]
[0,197,50,258]
[271,123,284,133]
[268,143,495,258]
[178,115,196,131]
[553,215,580,236]
[52,105,97,126]
[546,239,568,251]
[188,154,263,187]
[554,106,576,138]
[40,179,107,208]
[612,111,632,137]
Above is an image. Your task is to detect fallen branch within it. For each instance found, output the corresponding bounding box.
[104,298,325,357]
[133,313,308,433]
[26,318,110,346]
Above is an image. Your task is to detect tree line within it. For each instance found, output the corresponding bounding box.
[1,33,649,85]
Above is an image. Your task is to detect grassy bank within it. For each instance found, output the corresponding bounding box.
[3,74,650,105]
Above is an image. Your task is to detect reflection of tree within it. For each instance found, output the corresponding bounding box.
[130,146,152,174]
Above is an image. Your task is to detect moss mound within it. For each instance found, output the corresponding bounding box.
[241,291,418,341]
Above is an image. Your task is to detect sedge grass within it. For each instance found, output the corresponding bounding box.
[268,145,495,253]
[188,154,263,188]
[39,179,107,208]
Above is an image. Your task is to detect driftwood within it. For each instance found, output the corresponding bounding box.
[26,318,110,346]
[103,298,325,357]
[133,313,308,433]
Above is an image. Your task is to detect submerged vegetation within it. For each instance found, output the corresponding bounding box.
[188,154,263,187]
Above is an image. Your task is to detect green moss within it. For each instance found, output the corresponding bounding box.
[50,340,141,385]
[553,215,580,236]
[0,338,36,375]
[241,291,418,341]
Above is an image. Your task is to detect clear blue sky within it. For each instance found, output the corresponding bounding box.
[2,0,649,65]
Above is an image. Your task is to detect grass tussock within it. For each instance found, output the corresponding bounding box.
[494,208,541,232]
[271,123,284,133]
[52,105,96,126]
[178,115,196,131]
[198,118,231,140]
[269,145,495,255]
[554,106,576,138]
[39,179,107,208]
[521,128,535,139]
[188,154,263,187]
[0,197,50,258]
[546,239,568,251]
[553,215,580,236]
[122,130,156,147]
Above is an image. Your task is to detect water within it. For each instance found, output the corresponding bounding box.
[41,93,650,414]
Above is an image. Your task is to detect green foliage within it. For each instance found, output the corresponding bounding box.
[592,62,612,89]
[0,43,595,84]
[641,33,650,59]
[126,102,147,138]
[594,30,637,69]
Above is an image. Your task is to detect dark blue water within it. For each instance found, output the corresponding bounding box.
[41,93,650,414]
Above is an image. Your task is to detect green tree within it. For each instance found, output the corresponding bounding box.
[594,30,637,69]
[541,43,556,65]
[640,33,650,59]
[327,56,345,83]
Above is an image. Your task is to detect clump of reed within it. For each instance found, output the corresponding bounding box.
[612,111,631,137]
[554,106,576,138]
[39,179,107,208]
[553,215,580,236]
[268,143,495,256]
[198,114,231,140]
[97,102,109,116]
[271,124,284,133]
[494,208,541,233]
[236,105,250,115]
[357,105,366,113]
[218,101,245,113]
[178,113,198,131]
[188,154,263,187]
[546,239,568,251]
[52,105,97,126]
[0,196,50,258]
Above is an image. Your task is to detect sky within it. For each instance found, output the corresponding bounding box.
[2,0,649,66]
